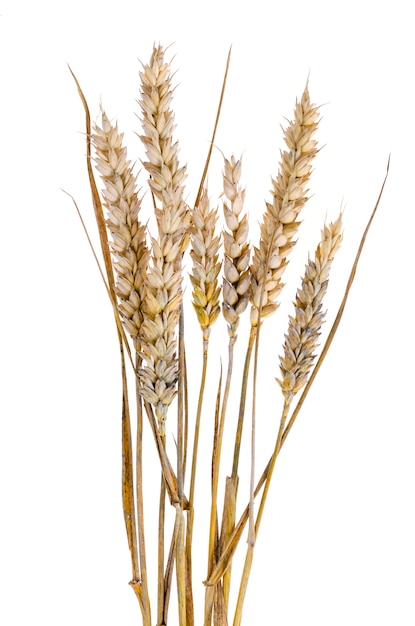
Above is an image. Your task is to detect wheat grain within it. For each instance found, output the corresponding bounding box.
[250,85,320,326]
[221,155,251,341]
[92,110,149,349]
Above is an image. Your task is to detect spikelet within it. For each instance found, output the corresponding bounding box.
[250,85,320,326]
[277,213,343,402]
[189,187,222,345]
[92,110,149,349]
[221,155,251,340]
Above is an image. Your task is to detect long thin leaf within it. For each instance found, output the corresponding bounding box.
[70,67,141,601]
[194,47,232,209]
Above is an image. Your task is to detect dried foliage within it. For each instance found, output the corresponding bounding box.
[71,44,388,626]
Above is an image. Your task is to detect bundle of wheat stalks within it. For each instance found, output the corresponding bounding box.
[71,44,387,626]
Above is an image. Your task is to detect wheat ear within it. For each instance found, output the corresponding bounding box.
[222,155,251,341]
[277,212,343,404]
[92,110,149,349]
[250,84,320,326]
[137,44,190,434]
[189,187,222,346]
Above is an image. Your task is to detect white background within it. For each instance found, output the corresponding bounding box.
[1,1,414,624]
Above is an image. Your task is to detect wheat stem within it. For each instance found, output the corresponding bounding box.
[214,340,235,610]
[231,326,257,479]
[157,437,167,626]
[135,355,151,626]
[175,505,187,626]
[186,347,208,596]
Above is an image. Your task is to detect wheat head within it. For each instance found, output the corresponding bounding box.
[92,110,149,349]
[137,45,190,434]
[221,155,251,341]
[189,187,222,346]
[250,85,320,326]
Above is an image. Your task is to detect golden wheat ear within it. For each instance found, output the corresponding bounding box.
[250,84,320,326]
[137,44,190,434]
[92,109,149,351]
[189,187,222,344]
[278,212,343,402]
[221,154,251,341]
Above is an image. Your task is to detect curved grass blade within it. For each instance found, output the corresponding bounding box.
[194,47,232,209]
[69,67,142,613]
